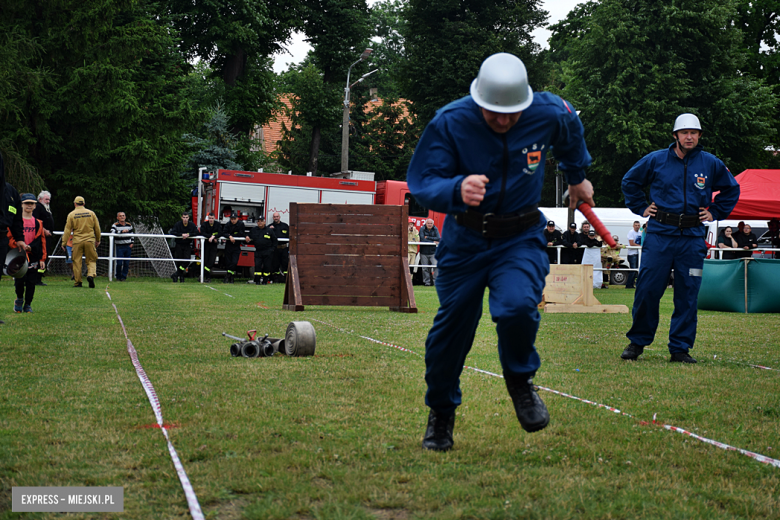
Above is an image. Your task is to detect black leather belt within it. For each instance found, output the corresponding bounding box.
[454,207,540,239]
[653,209,700,228]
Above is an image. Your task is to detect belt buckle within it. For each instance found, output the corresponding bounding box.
[677,214,685,227]
[482,213,495,237]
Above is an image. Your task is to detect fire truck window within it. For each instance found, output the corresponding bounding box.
[405,193,428,218]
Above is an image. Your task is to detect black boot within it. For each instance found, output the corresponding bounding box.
[621,343,644,360]
[504,373,549,433]
[87,276,95,289]
[670,352,697,363]
[422,410,455,452]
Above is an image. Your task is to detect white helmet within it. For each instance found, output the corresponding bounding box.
[4,249,29,279]
[673,113,702,132]
[470,53,534,113]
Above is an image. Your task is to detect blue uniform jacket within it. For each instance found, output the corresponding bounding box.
[408,93,591,216]
[407,93,592,251]
[622,143,740,237]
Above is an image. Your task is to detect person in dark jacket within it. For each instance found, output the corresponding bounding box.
[269,212,290,282]
[716,226,739,259]
[419,218,440,286]
[543,220,563,264]
[170,212,199,282]
[247,216,277,285]
[220,212,245,283]
[560,222,580,264]
[8,193,47,312]
[199,212,221,283]
[734,224,758,259]
[2,172,26,324]
[621,113,739,364]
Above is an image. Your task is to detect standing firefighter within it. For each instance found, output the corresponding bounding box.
[407,53,594,451]
[247,216,277,285]
[221,212,245,284]
[62,196,100,288]
[269,212,289,282]
[170,212,198,283]
[621,114,739,363]
[200,212,221,283]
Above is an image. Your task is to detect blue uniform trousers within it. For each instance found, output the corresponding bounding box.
[424,227,549,415]
[627,233,707,353]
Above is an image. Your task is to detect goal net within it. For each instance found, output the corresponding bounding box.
[45,216,178,279]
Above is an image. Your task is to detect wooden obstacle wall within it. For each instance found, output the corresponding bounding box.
[283,203,417,313]
[542,264,628,313]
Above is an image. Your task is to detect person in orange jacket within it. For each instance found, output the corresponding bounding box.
[8,193,47,313]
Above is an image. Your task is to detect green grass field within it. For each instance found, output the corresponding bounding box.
[1,275,779,519]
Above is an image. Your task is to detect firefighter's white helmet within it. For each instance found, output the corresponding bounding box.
[673,113,702,132]
[470,53,534,113]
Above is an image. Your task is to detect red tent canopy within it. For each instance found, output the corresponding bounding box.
[718,169,780,220]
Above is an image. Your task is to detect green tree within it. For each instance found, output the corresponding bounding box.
[367,0,406,98]
[400,0,548,126]
[182,103,243,185]
[348,91,418,181]
[297,0,372,175]
[553,0,777,206]
[275,62,343,174]
[0,0,197,227]
[166,0,300,136]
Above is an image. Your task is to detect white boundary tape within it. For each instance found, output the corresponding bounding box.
[106,291,205,519]
[311,318,780,469]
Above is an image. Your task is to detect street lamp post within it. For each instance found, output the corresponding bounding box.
[341,48,373,173]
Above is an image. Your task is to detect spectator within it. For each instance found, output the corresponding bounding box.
[32,191,54,285]
[62,196,100,288]
[560,222,580,264]
[581,229,603,289]
[269,212,290,283]
[221,211,245,284]
[735,224,758,259]
[601,235,624,288]
[407,221,420,270]
[169,212,198,283]
[543,220,563,264]
[110,212,134,281]
[1,156,26,324]
[419,218,440,286]
[577,221,591,263]
[9,194,47,312]
[246,215,277,285]
[200,212,221,283]
[625,221,642,289]
[717,226,739,259]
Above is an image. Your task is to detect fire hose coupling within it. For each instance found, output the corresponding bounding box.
[223,321,316,358]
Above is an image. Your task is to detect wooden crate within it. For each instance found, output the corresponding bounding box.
[283,203,417,313]
[542,264,628,313]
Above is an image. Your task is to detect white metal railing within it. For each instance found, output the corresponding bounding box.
[709,247,780,259]
[50,231,289,282]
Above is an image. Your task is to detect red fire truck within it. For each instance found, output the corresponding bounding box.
[192,170,445,276]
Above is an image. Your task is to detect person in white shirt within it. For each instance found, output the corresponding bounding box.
[625,221,642,289]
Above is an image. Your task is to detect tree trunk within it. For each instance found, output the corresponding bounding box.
[223,48,249,135]
[223,48,246,86]
[307,126,322,175]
